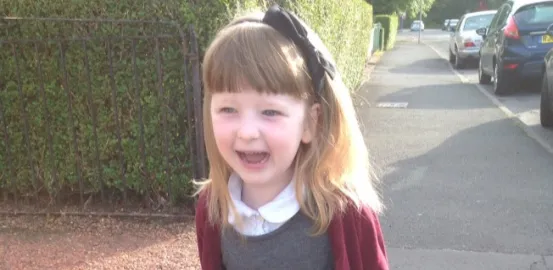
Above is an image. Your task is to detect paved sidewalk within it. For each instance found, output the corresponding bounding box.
[356,39,553,270]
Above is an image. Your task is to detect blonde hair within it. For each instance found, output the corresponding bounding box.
[195,9,383,235]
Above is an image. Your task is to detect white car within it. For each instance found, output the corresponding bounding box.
[410,20,425,31]
[448,10,497,69]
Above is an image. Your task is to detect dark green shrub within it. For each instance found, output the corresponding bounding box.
[0,0,374,206]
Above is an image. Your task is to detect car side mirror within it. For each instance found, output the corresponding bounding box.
[476,27,487,36]
[547,23,553,36]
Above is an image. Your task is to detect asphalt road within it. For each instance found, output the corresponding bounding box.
[420,29,553,151]
[359,29,553,270]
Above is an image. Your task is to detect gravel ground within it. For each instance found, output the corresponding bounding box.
[1,213,200,270]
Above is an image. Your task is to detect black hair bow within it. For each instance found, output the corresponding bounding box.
[262,5,337,96]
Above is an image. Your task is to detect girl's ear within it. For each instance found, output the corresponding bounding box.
[301,103,320,144]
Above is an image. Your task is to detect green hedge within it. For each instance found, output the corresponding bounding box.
[0,1,206,204]
[288,0,373,90]
[375,14,399,50]
[0,0,373,205]
[228,0,374,90]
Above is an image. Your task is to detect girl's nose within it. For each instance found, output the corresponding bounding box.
[237,120,260,141]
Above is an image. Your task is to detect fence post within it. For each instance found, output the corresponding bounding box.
[188,25,207,180]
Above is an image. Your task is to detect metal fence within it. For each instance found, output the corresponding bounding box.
[0,17,207,210]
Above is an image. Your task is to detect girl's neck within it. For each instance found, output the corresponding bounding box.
[241,173,294,210]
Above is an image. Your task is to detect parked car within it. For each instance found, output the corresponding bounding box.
[449,10,497,69]
[447,19,460,31]
[541,36,553,127]
[443,19,451,30]
[477,0,553,95]
[411,20,425,31]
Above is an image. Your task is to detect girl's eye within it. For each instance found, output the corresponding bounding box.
[219,107,236,114]
[262,110,281,117]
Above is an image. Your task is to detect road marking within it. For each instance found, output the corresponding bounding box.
[425,43,553,156]
[377,102,409,108]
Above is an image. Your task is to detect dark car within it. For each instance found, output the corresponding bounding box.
[447,19,460,32]
[541,37,553,127]
[443,19,451,30]
[477,0,553,95]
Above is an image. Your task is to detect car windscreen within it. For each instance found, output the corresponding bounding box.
[463,14,495,31]
[450,20,459,25]
[514,2,553,28]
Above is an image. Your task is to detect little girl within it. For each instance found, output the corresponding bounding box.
[195,4,388,270]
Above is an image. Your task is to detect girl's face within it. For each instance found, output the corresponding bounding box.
[210,85,317,188]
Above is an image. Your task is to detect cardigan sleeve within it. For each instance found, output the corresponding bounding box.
[195,192,222,270]
[195,193,207,267]
[357,205,389,270]
[331,202,389,270]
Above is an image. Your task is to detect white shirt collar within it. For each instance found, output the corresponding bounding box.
[227,172,300,224]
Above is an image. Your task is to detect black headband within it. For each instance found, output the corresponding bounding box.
[262,5,336,96]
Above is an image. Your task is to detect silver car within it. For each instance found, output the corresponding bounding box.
[411,20,425,31]
[448,10,497,69]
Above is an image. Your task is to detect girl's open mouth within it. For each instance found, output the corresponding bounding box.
[236,151,270,165]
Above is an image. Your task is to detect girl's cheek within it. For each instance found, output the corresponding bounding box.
[212,117,235,136]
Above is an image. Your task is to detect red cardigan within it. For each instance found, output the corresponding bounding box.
[195,193,389,270]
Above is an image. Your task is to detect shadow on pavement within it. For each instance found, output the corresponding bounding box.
[515,81,542,93]
[387,58,452,75]
[376,117,553,255]
[453,61,479,69]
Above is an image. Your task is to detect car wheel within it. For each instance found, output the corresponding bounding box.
[449,49,455,64]
[540,75,553,128]
[478,58,491,84]
[493,63,511,96]
[454,49,464,69]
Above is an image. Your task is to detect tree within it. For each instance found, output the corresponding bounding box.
[426,0,503,25]
[373,0,436,18]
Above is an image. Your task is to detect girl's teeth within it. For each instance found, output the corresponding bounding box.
[239,152,268,163]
